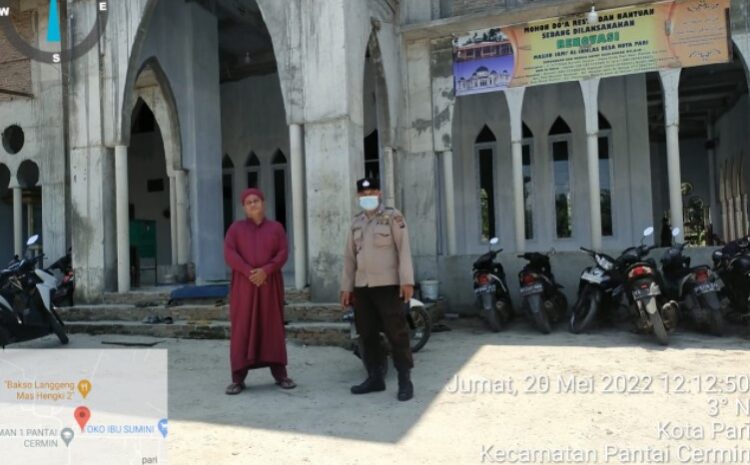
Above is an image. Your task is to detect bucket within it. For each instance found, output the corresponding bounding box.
[420,280,439,301]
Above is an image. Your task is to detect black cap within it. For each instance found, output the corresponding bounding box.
[356,177,380,193]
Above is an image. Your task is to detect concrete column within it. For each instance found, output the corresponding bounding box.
[169,176,178,266]
[289,123,307,290]
[441,149,457,255]
[115,145,130,293]
[504,87,526,252]
[383,145,396,208]
[174,170,189,266]
[580,79,603,249]
[12,184,22,256]
[659,69,684,243]
[304,117,364,301]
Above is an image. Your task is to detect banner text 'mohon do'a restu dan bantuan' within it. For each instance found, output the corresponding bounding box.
[453,0,732,97]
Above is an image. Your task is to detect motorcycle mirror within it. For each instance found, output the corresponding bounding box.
[671,227,681,237]
[26,235,39,246]
[489,237,499,245]
[643,226,654,238]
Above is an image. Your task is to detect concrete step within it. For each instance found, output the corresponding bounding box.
[57,301,343,323]
[100,286,311,306]
[63,320,350,348]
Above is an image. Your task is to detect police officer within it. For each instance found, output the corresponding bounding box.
[340,177,415,401]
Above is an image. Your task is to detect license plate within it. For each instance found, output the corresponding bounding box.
[695,282,719,295]
[474,284,496,295]
[581,271,605,284]
[633,286,660,300]
[520,283,543,296]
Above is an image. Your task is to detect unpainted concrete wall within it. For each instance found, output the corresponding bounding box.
[450,75,653,256]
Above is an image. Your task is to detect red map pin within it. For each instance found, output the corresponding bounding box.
[74,407,91,431]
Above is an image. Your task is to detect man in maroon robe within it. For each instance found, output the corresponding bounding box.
[223,188,296,395]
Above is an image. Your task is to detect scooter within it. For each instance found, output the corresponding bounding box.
[472,237,513,332]
[46,248,75,307]
[712,236,750,326]
[342,298,431,377]
[617,227,678,345]
[0,235,69,347]
[518,250,567,334]
[570,247,620,333]
[661,228,726,336]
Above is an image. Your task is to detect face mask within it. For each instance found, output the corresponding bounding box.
[359,195,379,211]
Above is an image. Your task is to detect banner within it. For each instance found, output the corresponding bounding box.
[453,0,732,96]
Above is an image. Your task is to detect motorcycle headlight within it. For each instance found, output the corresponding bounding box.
[596,255,614,271]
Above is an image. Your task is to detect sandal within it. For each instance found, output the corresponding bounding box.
[225,382,246,395]
[275,378,297,390]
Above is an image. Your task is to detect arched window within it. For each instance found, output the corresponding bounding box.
[522,122,534,240]
[475,125,497,242]
[272,150,288,230]
[222,154,235,233]
[598,113,614,237]
[549,117,573,238]
[246,152,260,188]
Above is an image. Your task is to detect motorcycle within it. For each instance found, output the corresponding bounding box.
[0,235,69,347]
[46,247,75,307]
[712,237,750,326]
[472,237,513,332]
[617,227,678,345]
[570,247,620,333]
[661,228,725,336]
[517,250,567,334]
[342,298,431,377]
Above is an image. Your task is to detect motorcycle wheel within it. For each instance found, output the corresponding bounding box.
[648,310,669,346]
[570,287,600,334]
[708,310,725,337]
[48,310,69,345]
[0,325,10,348]
[525,297,551,334]
[534,310,552,334]
[408,306,432,353]
[485,306,503,332]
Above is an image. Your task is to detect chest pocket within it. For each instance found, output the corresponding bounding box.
[373,225,393,247]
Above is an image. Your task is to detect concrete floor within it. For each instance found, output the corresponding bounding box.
[12,319,750,465]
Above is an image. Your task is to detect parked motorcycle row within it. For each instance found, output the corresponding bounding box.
[473,226,749,345]
[0,235,74,348]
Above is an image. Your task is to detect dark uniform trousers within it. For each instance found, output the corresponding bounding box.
[353,285,414,372]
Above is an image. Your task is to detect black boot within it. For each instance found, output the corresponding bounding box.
[350,368,385,395]
[397,369,414,401]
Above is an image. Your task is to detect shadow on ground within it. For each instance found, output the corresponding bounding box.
[8,317,749,444]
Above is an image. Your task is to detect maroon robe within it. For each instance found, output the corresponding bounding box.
[224,217,289,383]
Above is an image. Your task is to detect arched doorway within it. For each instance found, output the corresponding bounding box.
[16,160,41,256]
[362,29,393,204]
[128,98,172,287]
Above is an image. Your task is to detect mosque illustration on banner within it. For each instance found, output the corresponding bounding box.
[453,27,515,95]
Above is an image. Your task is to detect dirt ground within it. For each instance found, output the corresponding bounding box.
[15,319,750,465]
